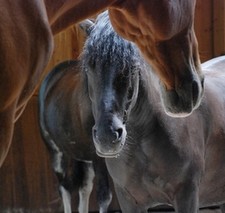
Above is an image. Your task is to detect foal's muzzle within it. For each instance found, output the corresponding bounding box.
[92,119,127,158]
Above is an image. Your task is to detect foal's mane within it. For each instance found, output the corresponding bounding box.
[81,11,141,75]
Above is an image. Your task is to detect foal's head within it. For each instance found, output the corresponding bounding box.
[81,12,141,157]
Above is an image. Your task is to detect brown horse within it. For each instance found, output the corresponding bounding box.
[0,0,203,168]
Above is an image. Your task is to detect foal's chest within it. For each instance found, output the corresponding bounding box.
[106,140,193,207]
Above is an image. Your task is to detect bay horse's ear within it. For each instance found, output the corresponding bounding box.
[79,19,94,36]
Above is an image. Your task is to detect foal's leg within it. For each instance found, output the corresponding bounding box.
[51,152,73,213]
[59,185,72,213]
[0,103,16,167]
[53,154,94,213]
[220,204,225,213]
[94,159,112,213]
[78,162,95,213]
[57,160,94,213]
[174,181,199,213]
[114,184,147,213]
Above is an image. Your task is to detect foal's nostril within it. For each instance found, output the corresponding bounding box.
[115,128,123,140]
[192,80,199,105]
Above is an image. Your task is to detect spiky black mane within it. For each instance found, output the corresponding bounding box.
[81,11,142,74]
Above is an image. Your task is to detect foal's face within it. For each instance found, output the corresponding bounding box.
[85,61,139,158]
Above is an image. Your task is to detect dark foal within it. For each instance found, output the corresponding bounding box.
[79,12,225,213]
[39,60,112,213]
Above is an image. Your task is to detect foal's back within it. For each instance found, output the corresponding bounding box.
[39,60,94,159]
[39,60,112,213]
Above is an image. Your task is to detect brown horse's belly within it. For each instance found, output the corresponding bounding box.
[0,0,53,116]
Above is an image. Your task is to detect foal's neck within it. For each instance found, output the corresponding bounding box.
[131,66,163,125]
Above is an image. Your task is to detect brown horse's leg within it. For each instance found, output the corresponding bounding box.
[0,103,16,167]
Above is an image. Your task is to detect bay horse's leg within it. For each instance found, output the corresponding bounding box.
[94,159,112,213]
[0,102,16,167]
[174,181,199,213]
[78,162,95,213]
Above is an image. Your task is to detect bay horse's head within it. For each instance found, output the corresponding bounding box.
[80,12,140,158]
[109,0,204,117]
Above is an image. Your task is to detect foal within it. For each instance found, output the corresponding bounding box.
[80,12,225,213]
[39,60,112,213]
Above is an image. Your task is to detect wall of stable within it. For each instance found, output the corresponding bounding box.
[0,1,225,212]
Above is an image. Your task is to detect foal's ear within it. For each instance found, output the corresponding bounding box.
[79,19,94,36]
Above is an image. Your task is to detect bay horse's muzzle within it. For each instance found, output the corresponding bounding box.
[161,74,204,117]
[92,116,127,158]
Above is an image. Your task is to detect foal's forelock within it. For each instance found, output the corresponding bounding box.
[83,12,140,68]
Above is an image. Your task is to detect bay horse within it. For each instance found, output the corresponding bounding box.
[76,12,225,212]
[38,60,112,212]
[0,0,203,168]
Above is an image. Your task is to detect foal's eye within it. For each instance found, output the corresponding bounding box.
[127,86,133,101]
[88,60,96,70]
[114,73,127,89]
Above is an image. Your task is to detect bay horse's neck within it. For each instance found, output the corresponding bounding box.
[44,0,117,34]
[109,0,196,41]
